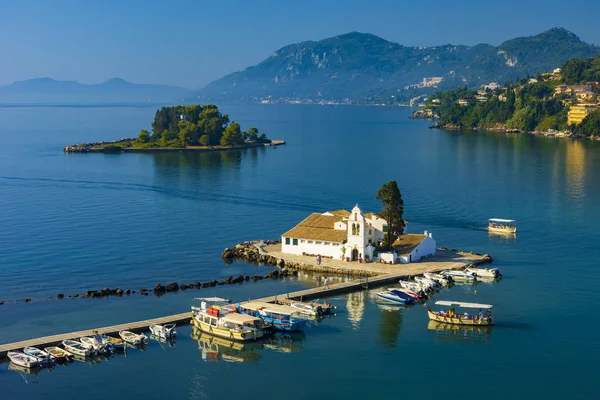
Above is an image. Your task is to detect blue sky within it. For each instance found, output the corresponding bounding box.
[2,0,599,88]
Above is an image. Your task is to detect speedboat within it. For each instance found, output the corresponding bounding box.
[289,302,318,317]
[399,280,429,294]
[424,272,452,285]
[119,330,148,345]
[23,346,54,364]
[149,323,177,339]
[62,340,91,357]
[386,287,424,301]
[44,346,72,362]
[441,270,476,282]
[465,267,500,279]
[415,276,439,289]
[376,289,415,305]
[427,300,494,326]
[7,351,42,369]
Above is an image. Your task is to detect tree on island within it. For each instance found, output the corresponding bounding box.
[376,180,405,250]
[137,129,150,143]
[220,122,244,146]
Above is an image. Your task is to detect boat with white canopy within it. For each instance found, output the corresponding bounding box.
[427,301,494,325]
[488,218,516,234]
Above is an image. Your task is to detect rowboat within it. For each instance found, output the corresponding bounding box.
[465,267,500,279]
[375,289,414,305]
[238,301,306,331]
[289,302,318,317]
[44,346,72,361]
[119,330,148,345]
[62,339,91,357]
[423,272,452,285]
[149,323,177,339]
[80,336,113,353]
[488,218,517,234]
[23,346,54,364]
[99,334,125,349]
[192,298,265,341]
[7,351,41,369]
[427,301,493,326]
[441,270,476,282]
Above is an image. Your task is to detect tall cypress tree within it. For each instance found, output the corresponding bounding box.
[376,180,405,250]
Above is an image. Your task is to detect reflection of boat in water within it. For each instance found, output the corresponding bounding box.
[9,362,42,384]
[150,334,177,350]
[191,327,263,363]
[263,331,306,353]
[428,320,492,343]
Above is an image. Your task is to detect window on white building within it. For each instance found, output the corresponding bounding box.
[324,242,330,246]
[307,240,314,244]
[300,240,305,243]
[315,241,322,245]
[285,238,290,245]
[293,239,298,246]
[332,243,339,246]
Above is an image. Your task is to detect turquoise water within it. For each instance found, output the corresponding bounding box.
[1,104,599,399]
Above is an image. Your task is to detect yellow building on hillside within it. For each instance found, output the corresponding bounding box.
[568,104,599,125]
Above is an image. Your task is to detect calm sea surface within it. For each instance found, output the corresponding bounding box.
[1,104,599,399]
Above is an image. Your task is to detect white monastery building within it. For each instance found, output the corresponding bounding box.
[281,204,436,264]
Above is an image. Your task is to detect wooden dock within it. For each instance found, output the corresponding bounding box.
[0,273,400,360]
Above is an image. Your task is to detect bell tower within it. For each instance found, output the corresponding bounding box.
[346,204,367,261]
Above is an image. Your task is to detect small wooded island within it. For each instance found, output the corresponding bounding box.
[64,104,284,153]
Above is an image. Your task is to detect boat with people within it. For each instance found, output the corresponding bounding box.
[488,218,517,234]
[23,346,54,364]
[44,346,72,362]
[61,339,91,357]
[427,301,494,326]
[7,351,42,369]
[192,297,266,341]
[423,272,452,285]
[238,301,307,331]
[375,289,415,305]
[441,270,476,282]
[119,330,148,345]
[465,266,501,279]
[149,323,177,339]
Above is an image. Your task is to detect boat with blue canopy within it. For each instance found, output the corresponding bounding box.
[237,301,306,331]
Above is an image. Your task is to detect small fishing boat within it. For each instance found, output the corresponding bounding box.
[44,346,72,362]
[415,276,439,289]
[99,334,125,349]
[23,346,54,364]
[80,336,113,353]
[465,267,501,279]
[427,301,493,326]
[423,272,452,285]
[441,270,476,282]
[192,298,265,341]
[149,323,177,339]
[62,339,91,357]
[386,287,424,301]
[376,289,414,305]
[488,218,517,234]
[119,330,148,345]
[289,302,318,317]
[7,351,41,369]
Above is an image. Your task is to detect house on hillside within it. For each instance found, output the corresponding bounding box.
[280,204,436,264]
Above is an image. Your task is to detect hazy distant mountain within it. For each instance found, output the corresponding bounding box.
[197,27,600,104]
[0,77,193,104]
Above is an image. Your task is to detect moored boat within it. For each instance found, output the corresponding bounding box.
[386,287,424,301]
[375,289,414,305]
[238,301,306,331]
[62,339,91,357]
[427,301,493,326]
[441,270,476,282]
[149,323,177,339]
[415,276,439,289]
[99,334,125,349]
[488,218,517,234]
[465,267,500,279]
[289,302,318,317]
[119,330,148,345]
[423,272,452,285]
[44,346,72,361]
[80,336,113,353]
[23,346,54,364]
[192,298,265,341]
[7,351,42,369]
[399,280,429,295]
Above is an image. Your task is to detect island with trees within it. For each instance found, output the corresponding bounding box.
[64,104,284,153]
[416,54,600,139]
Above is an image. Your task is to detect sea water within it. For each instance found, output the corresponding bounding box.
[0,104,599,399]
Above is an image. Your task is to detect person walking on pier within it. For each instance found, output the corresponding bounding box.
[323,276,329,289]
[316,254,322,265]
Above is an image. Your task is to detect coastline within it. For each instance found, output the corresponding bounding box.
[429,122,600,141]
[64,139,286,153]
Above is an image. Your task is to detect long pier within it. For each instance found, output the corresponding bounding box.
[0,273,398,360]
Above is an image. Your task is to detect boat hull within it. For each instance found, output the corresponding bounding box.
[7,352,41,369]
[428,310,492,325]
[192,319,264,341]
[376,292,409,304]
[62,341,91,357]
[488,226,516,234]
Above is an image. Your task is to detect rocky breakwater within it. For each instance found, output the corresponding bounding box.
[64,138,135,153]
[222,240,379,277]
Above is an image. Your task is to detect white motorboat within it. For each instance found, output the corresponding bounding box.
[375,290,414,305]
[149,324,177,339]
[80,336,112,353]
[423,272,452,285]
[7,351,41,369]
[415,276,439,289]
[399,280,428,293]
[99,334,125,349]
[441,270,476,282]
[62,340,91,357]
[465,267,500,279]
[23,346,54,364]
[119,330,148,345]
[386,287,424,301]
[289,302,318,317]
